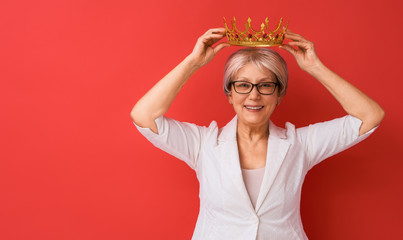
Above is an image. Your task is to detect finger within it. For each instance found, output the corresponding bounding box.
[285,29,301,37]
[201,33,227,45]
[284,30,307,42]
[285,33,306,42]
[206,33,227,39]
[288,41,314,50]
[279,44,297,56]
[204,28,226,35]
[211,28,226,34]
[198,33,224,41]
[213,42,230,54]
[285,29,297,35]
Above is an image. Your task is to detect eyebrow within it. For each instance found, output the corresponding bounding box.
[235,77,277,83]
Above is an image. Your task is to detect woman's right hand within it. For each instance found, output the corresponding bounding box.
[188,28,230,68]
[131,28,229,133]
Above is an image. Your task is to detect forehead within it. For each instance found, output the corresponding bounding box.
[234,62,276,81]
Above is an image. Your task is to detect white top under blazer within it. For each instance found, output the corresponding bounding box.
[242,167,266,210]
[134,115,377,240]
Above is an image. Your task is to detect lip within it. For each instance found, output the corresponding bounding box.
[244,105,264,111]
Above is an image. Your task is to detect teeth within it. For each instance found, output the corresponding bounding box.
[245,106,263,110]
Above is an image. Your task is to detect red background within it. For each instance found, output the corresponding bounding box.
[1,0,402,239]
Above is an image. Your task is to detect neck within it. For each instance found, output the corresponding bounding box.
[236,120,269,142]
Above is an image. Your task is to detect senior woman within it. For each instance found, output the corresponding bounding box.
[130,28,384,240]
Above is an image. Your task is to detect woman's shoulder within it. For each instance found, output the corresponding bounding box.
[268,120,297,140]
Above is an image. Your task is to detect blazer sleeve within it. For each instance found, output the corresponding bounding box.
[133,116,216,171]
[296,115,378,170]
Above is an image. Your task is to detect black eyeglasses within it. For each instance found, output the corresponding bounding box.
[231,81,279,95]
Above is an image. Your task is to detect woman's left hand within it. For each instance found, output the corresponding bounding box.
[280,30,323,73]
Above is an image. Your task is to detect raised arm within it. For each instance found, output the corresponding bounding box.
[130,28,229,133]
[280,30,385,135]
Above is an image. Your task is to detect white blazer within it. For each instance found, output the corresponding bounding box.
[134,115,376,240]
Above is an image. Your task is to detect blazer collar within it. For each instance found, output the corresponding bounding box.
[215,115,290,213]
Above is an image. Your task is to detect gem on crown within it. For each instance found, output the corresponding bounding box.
[223,17,289,47]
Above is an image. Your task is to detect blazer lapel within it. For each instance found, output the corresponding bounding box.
[255,121,290,212]
[214,116,291,213]
[214,116,255,211]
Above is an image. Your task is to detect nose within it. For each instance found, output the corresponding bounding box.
[248,85,261,99]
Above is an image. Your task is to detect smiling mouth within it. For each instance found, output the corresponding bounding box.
[244,105,264,110]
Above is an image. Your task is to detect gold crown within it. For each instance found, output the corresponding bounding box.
[223,17,289,47]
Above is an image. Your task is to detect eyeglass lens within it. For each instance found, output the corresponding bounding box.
[233,81,277,95]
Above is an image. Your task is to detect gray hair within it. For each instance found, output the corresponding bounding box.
[223,48,288,96]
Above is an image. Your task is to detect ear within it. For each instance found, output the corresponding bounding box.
[277,95,284,106]
[227,93,233,105]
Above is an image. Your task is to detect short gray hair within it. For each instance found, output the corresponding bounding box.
[223,48,288,96]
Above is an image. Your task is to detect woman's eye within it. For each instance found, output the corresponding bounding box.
[236,83,250,88]
[260,83,274,88]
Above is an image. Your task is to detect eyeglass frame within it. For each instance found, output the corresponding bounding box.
[231,81,279,95]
